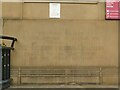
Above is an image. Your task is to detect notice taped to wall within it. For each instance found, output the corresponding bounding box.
[49,3,60,18]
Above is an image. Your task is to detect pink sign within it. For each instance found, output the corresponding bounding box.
[106,0,120,19]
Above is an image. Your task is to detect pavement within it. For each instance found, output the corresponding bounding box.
[5,85,119,90]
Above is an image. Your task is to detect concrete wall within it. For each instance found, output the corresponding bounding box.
[2,2,118,85]
[3,20,118,67]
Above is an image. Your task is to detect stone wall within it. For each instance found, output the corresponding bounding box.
[2,2,118,85]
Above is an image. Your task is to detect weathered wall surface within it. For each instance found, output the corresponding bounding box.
[2,2,118,85]
[3,20,118,67]
[2,2,118,67]
[2,2,105,20]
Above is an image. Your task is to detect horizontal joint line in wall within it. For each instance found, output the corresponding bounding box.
[23,1,98,4]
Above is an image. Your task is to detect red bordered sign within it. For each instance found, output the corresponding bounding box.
[106,0,120,19]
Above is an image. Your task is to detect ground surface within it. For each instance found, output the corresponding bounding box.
[6,85,119,90]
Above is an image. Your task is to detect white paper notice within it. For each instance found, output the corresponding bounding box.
[49,3,60,18]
